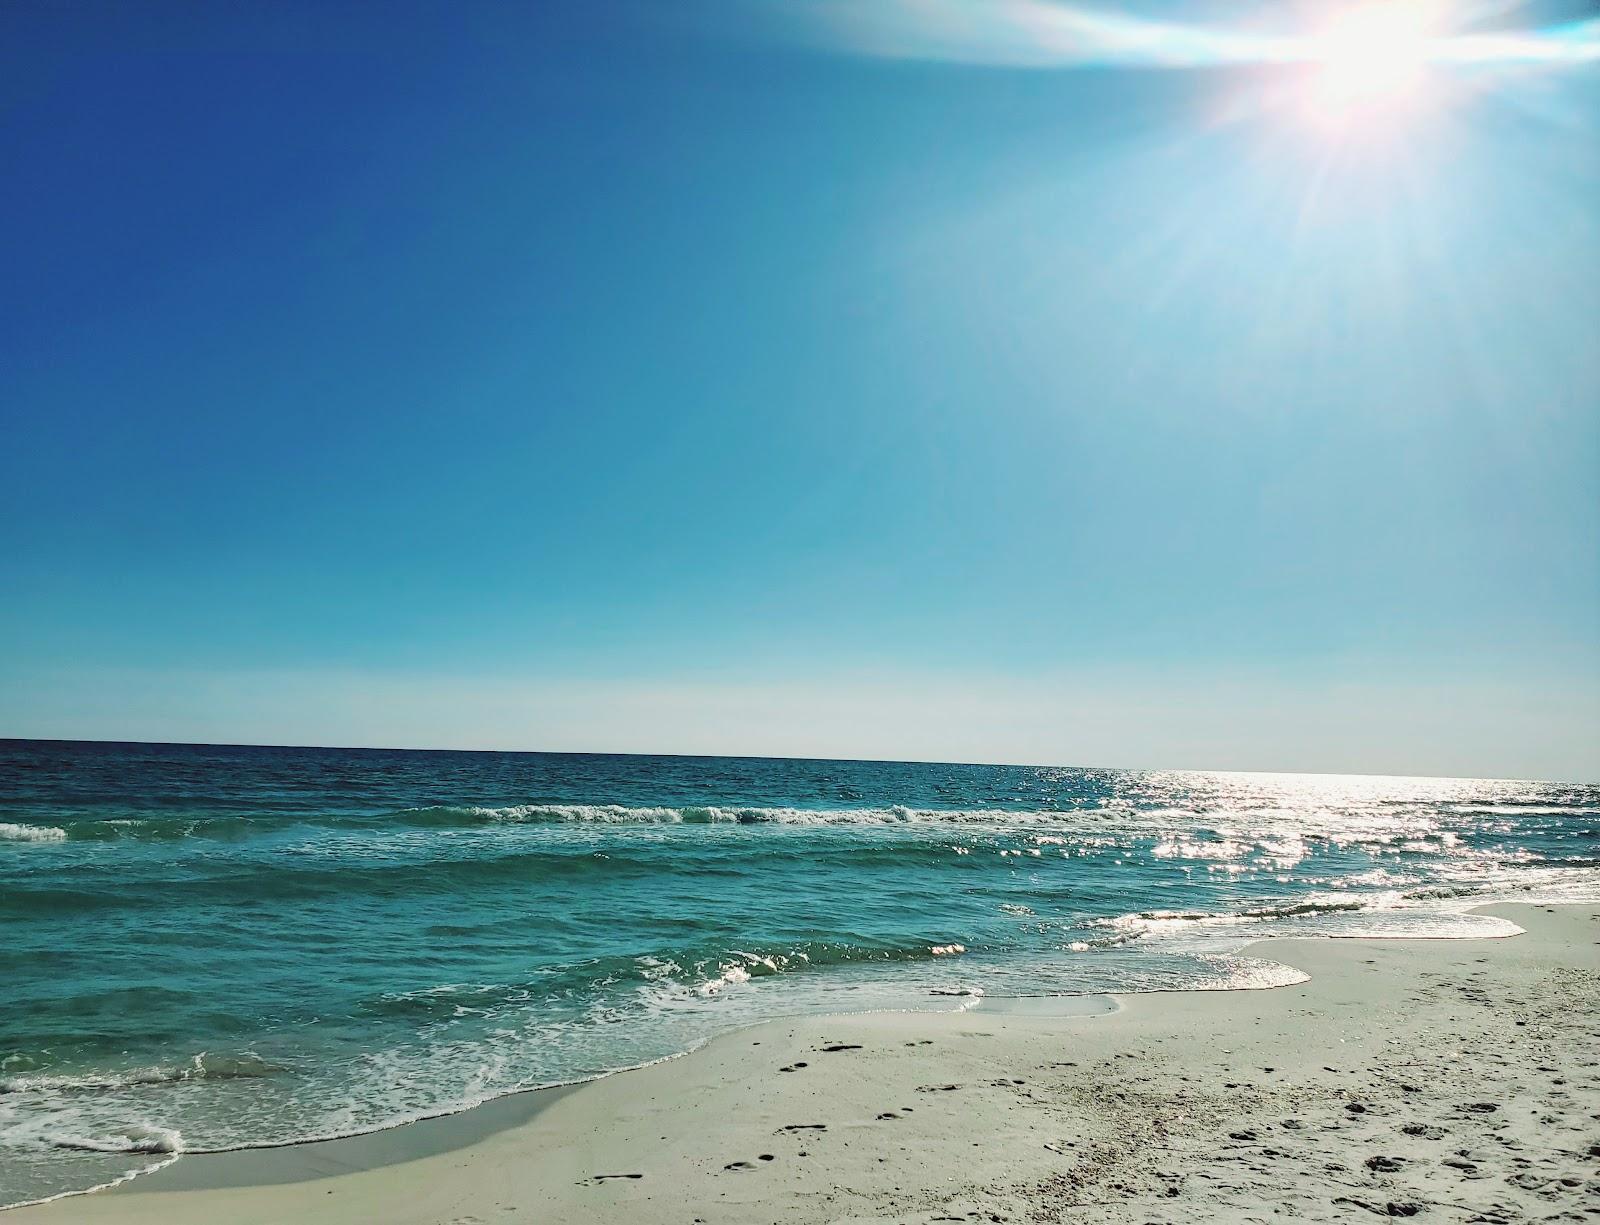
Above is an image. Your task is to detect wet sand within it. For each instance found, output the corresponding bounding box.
[8,902,1597,1223]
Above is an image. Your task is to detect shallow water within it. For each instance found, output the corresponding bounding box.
[2,740,1596,1206]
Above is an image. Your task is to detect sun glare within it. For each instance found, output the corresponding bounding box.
[1303,2,1444,127]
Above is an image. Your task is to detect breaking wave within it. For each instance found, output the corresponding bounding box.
[1,1054,281,1095]
[48,1124,184,1156]
[0,823,67,843]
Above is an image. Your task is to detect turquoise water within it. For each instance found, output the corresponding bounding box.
[2,740,1597,1207]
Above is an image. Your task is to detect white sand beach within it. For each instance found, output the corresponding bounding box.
[9,902,1596,1224]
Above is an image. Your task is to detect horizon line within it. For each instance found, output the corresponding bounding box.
[1,735,1585,788]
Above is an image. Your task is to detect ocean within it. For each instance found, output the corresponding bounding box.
[2,739,1596,1208]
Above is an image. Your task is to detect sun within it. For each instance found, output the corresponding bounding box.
[1302,2,1446,127]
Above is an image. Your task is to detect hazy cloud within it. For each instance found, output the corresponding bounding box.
[767,1,1600,69]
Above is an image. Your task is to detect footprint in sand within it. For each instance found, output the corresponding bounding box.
[1334,1200,1420,1218]
[1401,1123,1446,1139]
[779,1062,809,1072]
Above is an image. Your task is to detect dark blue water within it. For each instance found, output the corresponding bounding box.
[2,740,1596,1207]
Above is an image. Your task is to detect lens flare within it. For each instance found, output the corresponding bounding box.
[792,1,1600,75]
[1302,2,1445,126]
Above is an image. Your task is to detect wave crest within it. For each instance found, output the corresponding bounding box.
[49,1123,184,1155]
[0,822,67,843]
[1,1053,280,1095]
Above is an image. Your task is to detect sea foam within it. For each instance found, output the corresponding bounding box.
[0,823,67,843]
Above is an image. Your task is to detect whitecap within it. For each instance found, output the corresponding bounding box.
[51,1123,184,1155]
[0,822,67,843]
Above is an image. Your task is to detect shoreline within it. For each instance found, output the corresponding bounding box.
[7,901,1596,1222]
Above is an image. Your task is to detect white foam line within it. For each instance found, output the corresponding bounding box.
[1,1153,183,1213]
[0,823,67,843]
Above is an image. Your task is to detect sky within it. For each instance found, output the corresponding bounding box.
[1,1,1597,780]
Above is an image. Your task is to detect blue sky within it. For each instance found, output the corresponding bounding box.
[2,2,1597,779]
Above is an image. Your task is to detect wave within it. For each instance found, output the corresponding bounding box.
[0,822,67,843]
[47,1124,184,1155]
[0,1054,281,1095]
[1118,899,1369,926]
[15,796,1600,857]
[1402,883,1491,901]
[400,803,1119,828]
[366,938,979,1019]
[0,847,682,915]
[1446,804,1600,816]
[0,801,1295,839]
[0,834,1059,917]
[1239,900,1366,919]
[0,1154,185,1213]
[17,795,1597,845]
[0,803,1116,843]
[1087,898,1395,943]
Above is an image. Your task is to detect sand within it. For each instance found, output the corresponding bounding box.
[7,902,1597,1223]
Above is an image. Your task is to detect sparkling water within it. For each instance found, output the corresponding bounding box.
[2,740,1595,1206]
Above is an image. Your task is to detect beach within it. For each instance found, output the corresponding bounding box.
[16,747,1595,1210]
[8,0,1599,1216]
[9,900,1595,1223]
